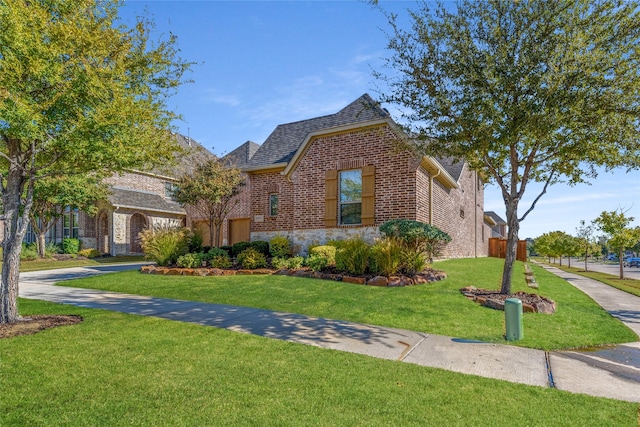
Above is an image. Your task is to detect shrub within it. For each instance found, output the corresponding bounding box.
[306,254,328,272]
[78,248,101,259]
[335,236,370,275]
[379,219,451,262]
[177,252,204,268]
[139,227,191,266]
[270,257,289,270]
[203,247,228,261]
[369,237,403,276]
[45,242,62,257]
[232,241,252,257]
[287,256,305,269]
[210,254,232,269]
[326,239,346,249]
[269,235,291,258]
[62,238,81,254]
[20,243,38,261]
[401,249,427,276]
[220,245,232,255]
[189,229,204,253]
[250,240,270,256]
[309,245,336,266]
[237,247,267,269]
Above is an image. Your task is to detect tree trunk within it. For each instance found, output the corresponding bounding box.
[1,173,29,324]
[37,232,47,258]
[619,248,624,279]
[584,247,588,272]
[500,200,520,295]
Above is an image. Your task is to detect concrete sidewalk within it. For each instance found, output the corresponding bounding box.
[17,263,640,402]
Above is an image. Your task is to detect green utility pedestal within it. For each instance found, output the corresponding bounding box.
[505,298,523,341]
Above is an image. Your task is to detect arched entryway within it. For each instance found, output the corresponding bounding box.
[129,213,147,254]
[97,211,110,255]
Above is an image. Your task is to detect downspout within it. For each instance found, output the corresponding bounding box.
[429,169,441,225]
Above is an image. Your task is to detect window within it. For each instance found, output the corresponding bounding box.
[339,169,362,225]
[63,206,79,239]
[164,182,179,200]
[269,193,278,216]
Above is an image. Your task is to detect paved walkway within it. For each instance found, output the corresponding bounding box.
[17,262,640,402]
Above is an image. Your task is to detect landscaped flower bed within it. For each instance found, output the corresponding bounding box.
[460,286,556,314]
[139,264,447,287]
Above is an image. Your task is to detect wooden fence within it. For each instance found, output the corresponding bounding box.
[488,238,528,262]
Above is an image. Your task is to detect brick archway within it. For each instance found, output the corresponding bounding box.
[97,210,110,254]
[129,213,147,254]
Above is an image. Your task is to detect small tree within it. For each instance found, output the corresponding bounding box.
[593,210,640,279]
[174,159,245,247]
[28,176,109,258]
[576,220,596,272]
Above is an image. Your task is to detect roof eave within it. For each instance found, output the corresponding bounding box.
[421,157,459,189]
[241,163,288,174]
[111,203,186,215]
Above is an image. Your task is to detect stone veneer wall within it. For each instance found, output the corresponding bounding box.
[251,226,381,256]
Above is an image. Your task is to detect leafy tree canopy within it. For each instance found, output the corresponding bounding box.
[0,0,192,323]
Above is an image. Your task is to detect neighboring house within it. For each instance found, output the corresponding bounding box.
[222,94,490,258]
[21,133,214,255]
[485,211,507,239]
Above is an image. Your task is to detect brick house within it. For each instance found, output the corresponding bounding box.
[20,133,213,255]
[221,94,490,258]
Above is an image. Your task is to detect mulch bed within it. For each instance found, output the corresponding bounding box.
[0,315,83,339]
[460,286,556,314]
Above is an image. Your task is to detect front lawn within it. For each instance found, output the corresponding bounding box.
[2,299,636,426]
[58,257,638,351]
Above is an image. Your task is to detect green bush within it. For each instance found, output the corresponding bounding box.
[326,239,346,249]
[270,257,289,270]
[309,245,336,266]
[237,247,267,269]
[401,249,427,276]
[203,247,229,261]
[176,252,204,268]
[220,245,232,255]
[232,241,252,257]
[306,254,328,272]
[269,235,291,258]
[287,256,305,269]
[62,238,81,254]
[335,236,370,276]
[139,227,191,266]
[210,254,232,269]
[45,242,62,257]
[369,237,403,276]
[189,229,204,253]
[379,219,451,262]
[20,243,38,261]
[250,240,270,256]
[78,248,101,259]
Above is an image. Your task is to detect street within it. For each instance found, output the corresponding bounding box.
[544,258,640,280]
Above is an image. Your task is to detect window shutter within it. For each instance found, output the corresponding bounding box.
[361,165,375,225]
[324,170,338,227]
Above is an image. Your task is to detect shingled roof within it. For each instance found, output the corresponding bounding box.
[108,187,185,215]
[150,132,216,178]
[223,141,261,168]
[246,94,390,168]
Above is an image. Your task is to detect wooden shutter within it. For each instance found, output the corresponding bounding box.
[361,165,375,225]
[324,170,337,227]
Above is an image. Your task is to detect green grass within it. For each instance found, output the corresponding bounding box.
[2,299,637,426]
[17,256,146,272]
[59,257,638,351]
[539,262,640,297]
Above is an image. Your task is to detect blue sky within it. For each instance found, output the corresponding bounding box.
[118,0,640,240]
